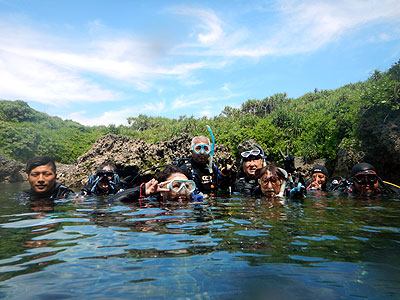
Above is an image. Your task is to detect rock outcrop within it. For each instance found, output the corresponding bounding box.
[0,154,26,183]
[58,133,234,188]
[334,110,400,183]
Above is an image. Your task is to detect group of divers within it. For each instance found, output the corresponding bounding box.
[18,127,400,209]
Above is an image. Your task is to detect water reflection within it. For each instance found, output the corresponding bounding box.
[0,183,400,299]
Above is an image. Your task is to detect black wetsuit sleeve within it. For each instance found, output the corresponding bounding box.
[80,184,93,195]
[108,186,142,203]
[57,186,75,198]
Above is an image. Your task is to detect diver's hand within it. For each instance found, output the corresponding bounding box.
[289,183,306,199]
[145,179,159,196]
[310,181,322,190]
[145,179,171,195]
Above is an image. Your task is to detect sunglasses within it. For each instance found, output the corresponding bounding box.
[353,174,378,185]
[192,143,212,155]
[162,179,196,193]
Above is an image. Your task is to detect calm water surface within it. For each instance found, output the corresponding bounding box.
[1,182,400,299]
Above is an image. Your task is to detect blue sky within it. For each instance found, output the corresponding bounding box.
[1,0,399,126]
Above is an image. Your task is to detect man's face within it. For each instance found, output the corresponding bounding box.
[97,165,114,191]
[259,170,281,196]
[191,137,211,165]
[243,158,262,178]
[28,164,56,193]
[353,173,379,195]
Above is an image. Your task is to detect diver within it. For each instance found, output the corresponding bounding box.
[252,165,287,197]
[80,162,125,196]
[306,165,329,191]
[109,165,202,204]
[18,156,74,202]
[233,144,265,195]
[174,129,232,196]
[252,164,305,199]
[278,148,306,187]
[343,162,397,196]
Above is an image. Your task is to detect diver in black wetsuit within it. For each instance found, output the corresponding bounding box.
[233,147,265,195]
[343,162,395,196]
[18,156,74,202]
[80,162,125,196]
[175,136,232,196]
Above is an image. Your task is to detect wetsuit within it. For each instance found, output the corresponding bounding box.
[176,157,231,195]
[233,176,258,195]
[19,182,74,201]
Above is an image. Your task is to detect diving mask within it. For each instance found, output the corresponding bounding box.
[192,143,212,155]
[163,179,196,193]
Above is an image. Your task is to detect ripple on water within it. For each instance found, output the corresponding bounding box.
[234,230,269,237]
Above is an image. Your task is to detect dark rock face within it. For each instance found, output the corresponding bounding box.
[0,154,26,183]
[358,110,400,183]
[334,141,365,178]
[58,133,234,188]
[334,110,400,183]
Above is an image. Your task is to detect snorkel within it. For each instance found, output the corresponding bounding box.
[253,143,267,167]
[278,167,288,197]
[206,125,215,174]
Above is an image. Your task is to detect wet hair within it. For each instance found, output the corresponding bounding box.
[26,156,56,174]
[255,165,286,181]
[311,165,329,177]
[156,165,191,183]
[96,161,117,173]
[191,136,210,147]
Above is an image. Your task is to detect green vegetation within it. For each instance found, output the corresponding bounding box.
[0,100,108,163]
[1,60,399,164]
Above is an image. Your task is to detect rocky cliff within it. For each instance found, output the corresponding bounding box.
[334,110,400,184]
[57,133,235,188]
[0,154,26,183]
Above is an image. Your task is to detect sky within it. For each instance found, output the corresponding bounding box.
[1,0,399,126]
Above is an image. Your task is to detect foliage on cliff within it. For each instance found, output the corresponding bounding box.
[1,60,399,165]
[0,100,108,163]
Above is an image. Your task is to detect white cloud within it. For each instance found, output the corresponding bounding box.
[171,84,238,110]
[66,110,130,126]
[65,100,167,126]
[200,109,212,117]
[169,7,224,46]
[0,51,119,105]
[172,1,400,58]
[243,0,400,56]
[0,18,218,106]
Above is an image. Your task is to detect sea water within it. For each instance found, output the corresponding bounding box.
[1,182,400,299]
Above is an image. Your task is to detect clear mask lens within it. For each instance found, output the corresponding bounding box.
[241,149,261,158]
[192,144,212,154]
[168,180,196,193]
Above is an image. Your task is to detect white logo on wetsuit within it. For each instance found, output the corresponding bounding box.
[202,175,212,184]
